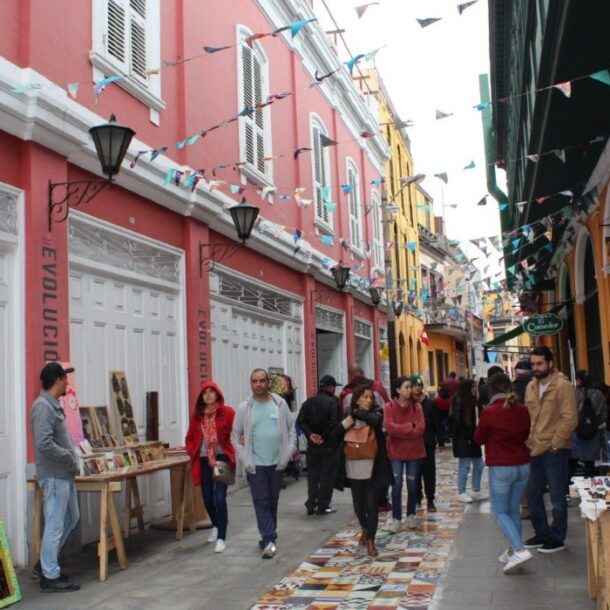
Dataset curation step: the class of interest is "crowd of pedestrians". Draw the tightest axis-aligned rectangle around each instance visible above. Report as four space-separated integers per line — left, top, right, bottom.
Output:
29 347 609 593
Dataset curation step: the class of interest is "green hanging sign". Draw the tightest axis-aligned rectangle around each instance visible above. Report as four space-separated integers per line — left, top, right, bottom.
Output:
523 313 564 336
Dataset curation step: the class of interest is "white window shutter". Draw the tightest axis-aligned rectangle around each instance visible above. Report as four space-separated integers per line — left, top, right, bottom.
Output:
312 125 324 220
107 0 127 65
240 40 268 177
130 17 147 79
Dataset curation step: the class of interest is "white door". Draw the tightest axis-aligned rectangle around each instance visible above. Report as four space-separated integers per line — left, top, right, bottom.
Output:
0 243 23 562
210 301 304 409
69 268 183 541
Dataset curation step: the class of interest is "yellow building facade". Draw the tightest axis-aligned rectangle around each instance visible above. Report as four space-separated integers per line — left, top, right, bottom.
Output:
358 69 424 377
552 183 610 384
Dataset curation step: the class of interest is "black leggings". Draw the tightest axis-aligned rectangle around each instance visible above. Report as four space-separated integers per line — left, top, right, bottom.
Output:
350 478 379 539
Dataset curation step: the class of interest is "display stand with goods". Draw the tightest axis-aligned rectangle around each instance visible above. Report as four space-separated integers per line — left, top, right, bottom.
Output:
268 368 303 482
28 450 195 582
0 520 20 608
570 477 610 605
110 371 139 444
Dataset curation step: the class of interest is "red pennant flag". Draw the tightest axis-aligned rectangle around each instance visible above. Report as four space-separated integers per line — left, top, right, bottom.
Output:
420 329 430 346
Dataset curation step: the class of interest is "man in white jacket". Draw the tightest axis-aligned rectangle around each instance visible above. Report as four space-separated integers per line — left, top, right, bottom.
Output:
232 368 296 559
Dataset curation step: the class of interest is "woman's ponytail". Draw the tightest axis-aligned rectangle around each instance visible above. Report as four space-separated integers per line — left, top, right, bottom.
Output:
503 392 516 409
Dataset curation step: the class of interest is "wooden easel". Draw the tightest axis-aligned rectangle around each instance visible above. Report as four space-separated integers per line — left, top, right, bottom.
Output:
124 478 145 539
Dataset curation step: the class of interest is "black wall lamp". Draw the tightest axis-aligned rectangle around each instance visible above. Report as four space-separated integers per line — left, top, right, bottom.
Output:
310 263 352 311
199 200 260 274
393 300 404 317
368 286 381 306
331 264 351 291
48 115 135 231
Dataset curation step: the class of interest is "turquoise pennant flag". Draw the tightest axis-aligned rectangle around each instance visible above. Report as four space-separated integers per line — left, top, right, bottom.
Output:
291 18 317 38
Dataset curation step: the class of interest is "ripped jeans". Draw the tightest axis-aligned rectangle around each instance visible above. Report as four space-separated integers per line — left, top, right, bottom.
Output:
391 459 421 520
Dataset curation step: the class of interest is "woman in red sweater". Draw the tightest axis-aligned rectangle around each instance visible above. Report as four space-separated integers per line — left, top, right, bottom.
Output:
474 373 532 574
384 376 426 532
185 381 236 554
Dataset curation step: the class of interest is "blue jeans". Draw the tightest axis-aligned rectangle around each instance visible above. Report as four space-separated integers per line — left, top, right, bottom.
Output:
391 459 421 520
489 464 530 549
528 449 570 543
200 455 229 540
457 457 484 494
247 465 284 546
40 477 80 579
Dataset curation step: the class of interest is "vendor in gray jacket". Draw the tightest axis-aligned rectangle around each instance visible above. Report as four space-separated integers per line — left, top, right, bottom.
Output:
31 362 80 593
231 368 296 559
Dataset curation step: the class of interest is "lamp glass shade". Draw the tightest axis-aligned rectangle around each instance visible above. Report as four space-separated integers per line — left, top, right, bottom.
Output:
331 264 351 291
89 118 135 179
229 204 260 243
368 286 381 305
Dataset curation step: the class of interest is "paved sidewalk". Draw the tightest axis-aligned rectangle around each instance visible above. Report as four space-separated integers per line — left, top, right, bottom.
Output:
431 479 594 610
14 452 596 609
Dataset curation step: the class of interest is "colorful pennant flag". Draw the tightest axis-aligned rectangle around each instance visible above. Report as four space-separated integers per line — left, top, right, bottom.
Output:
355 2 380 18
457 0 479 14
416 17 442 28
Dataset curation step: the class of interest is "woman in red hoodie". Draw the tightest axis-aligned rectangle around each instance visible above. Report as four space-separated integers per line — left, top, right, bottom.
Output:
185 381 235 553
384 376 426 532
474 373 532 574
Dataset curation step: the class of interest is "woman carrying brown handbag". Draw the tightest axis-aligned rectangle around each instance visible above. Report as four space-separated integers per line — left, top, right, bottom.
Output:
334 383 393 557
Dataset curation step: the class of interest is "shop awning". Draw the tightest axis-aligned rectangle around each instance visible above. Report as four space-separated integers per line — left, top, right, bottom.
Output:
483 303 564 348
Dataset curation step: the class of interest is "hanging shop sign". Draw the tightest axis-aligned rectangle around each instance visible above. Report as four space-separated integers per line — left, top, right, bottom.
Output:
523 313 564 336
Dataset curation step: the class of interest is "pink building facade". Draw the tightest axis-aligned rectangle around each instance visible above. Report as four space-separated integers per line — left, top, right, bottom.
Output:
0 0 389 561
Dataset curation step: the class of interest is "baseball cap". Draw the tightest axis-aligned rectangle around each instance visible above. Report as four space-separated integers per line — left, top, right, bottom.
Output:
514 359 532 372
319 374 342 387
40 362 75 383
409 375 424 386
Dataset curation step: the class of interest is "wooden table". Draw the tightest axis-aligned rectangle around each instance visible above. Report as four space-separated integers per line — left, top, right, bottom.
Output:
571 480 610 606
28 456 195 582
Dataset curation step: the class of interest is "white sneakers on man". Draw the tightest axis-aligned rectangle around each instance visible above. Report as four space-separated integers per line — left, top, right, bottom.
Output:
207 527 218 543
262 542 276 559
214 539 226 553
457 493 473 503
503 548 533 574
471 490 489 501
387 519 402 533
498 548 511 564
406 515 417 529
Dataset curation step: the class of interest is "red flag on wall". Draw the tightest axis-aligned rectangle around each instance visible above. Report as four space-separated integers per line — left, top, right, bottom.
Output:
420 330 430 346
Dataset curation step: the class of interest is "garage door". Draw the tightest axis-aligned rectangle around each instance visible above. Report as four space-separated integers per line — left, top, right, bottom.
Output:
68 214 186 542
210 269 304 410
0 187 25 564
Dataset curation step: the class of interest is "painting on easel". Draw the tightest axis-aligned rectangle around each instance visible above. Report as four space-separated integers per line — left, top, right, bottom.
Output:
0 520 21 608
110 371 139 444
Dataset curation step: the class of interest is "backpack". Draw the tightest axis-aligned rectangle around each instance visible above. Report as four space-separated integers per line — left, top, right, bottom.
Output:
576 391 599 441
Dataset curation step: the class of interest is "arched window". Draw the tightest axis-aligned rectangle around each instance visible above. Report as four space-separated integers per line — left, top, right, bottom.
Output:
311 116 332 227
237 27 272 183
347 159 362 251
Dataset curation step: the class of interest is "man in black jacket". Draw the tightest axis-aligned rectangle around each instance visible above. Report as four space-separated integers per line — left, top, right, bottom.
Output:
297 375 341 515
512 359 532 403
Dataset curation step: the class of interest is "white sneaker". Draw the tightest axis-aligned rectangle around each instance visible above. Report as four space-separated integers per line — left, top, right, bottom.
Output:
406 515 417 529
498 548 512 564
503 548 533 574
207 527 218 543
214 539 226 553
387 519 401 533
471 490 489 501
261 542 276 559
457 493 473 503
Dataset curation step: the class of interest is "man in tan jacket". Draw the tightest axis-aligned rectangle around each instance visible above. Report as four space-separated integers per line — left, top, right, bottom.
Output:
523 346 577 554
